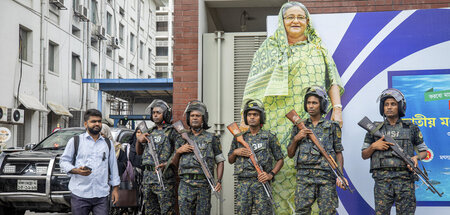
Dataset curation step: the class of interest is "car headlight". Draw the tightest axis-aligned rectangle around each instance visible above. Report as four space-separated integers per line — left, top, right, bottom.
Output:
36 166 48 175
3 164 16 173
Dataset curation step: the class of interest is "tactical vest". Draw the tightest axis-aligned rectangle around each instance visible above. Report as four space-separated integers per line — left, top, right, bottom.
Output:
370 121 415 172
141 125 175 183
234 130 276 178
295 120 337 170
179 131 216 176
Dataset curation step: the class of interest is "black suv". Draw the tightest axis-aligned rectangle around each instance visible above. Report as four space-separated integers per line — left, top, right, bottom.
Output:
0 127 133 214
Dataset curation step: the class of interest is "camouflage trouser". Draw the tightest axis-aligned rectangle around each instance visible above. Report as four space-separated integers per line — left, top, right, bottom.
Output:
295 174 338 215
178 180 211 215
235 178 273 215
143 183 176 215
374 178 415 215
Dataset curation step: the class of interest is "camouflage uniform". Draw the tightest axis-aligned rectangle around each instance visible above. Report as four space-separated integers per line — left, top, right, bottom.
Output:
176 130 225 215
289 118 343 215
362 119 427 215
228 129 283 215
142 124 182 215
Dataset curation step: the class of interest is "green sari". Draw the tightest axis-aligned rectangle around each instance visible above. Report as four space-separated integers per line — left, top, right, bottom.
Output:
242 3 344 214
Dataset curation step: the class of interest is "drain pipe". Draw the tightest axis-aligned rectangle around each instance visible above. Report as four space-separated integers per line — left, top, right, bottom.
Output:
214 30 224 215
39 0 48 140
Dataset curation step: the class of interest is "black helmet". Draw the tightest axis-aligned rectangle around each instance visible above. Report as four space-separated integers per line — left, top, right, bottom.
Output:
243 99 266 125
304 86 328 115
184 100 210 129
377 88 406 117
145 99 172 123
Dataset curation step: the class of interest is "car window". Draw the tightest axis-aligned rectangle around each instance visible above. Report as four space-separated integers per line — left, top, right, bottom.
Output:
33 129 85 150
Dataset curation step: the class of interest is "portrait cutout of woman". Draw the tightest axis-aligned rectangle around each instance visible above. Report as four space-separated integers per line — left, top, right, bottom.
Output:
242 2 344 214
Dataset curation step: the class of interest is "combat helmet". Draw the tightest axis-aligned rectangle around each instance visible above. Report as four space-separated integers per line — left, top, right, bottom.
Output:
184 100 210 129
145 99 172 123
243 99 266 125
377 88 406 117
304 86 329 114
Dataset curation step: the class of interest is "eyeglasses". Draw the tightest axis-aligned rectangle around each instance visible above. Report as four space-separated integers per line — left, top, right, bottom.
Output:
283 15 307 22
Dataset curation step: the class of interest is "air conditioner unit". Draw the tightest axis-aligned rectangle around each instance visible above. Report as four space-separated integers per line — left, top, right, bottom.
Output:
50 0 67 10
76 5 90 22
110 37 120 49
97 26 107 40
0 106 7 123
8 108 24 124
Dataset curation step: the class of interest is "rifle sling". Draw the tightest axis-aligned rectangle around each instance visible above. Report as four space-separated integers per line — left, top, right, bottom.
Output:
370 121 384 136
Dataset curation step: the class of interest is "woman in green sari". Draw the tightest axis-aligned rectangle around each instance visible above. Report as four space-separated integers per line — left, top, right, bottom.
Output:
242 2 344 214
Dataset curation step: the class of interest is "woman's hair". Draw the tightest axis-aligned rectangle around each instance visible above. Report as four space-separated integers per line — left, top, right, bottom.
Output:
281 1 310 19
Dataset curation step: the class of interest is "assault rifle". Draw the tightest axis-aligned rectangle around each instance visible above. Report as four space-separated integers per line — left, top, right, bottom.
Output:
137 122 166 190
285 109 352 192
358 116 443 197
172 121 221 200
227 122 275 205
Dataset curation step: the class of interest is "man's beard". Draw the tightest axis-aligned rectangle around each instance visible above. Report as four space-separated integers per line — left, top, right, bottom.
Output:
88 126 101 135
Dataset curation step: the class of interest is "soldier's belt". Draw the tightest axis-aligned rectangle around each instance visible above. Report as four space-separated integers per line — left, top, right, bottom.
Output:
182 174 207 180
378 167 408 172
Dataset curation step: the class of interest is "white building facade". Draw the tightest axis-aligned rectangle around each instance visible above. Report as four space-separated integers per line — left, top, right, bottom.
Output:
0 0 166 148
155 0 173 78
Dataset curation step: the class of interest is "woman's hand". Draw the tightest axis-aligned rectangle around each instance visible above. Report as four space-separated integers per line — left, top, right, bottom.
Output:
331 107 343 128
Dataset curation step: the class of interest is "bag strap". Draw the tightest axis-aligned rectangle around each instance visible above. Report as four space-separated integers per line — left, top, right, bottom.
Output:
71 135 80 166
104 138 112 181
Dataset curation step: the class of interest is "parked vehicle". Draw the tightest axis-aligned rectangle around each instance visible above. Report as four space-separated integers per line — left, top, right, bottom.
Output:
0 127 134 214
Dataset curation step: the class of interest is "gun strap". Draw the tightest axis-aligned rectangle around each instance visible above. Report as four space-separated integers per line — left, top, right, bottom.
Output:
234 132 244 137
370 122 384 136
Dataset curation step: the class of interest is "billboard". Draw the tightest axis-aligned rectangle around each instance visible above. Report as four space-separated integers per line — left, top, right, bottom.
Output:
268 7 450 214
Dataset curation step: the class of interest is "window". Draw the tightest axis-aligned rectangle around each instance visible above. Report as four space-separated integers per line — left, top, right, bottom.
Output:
156 47 168 56
48 41 59 73
72 25 81 38
91 37 99 49
119 23 124 44
140 0 144 19
106 48 113 58
156 72 167 78
73 0 79 10
139 70 143 78
119 7 125 17
130 33 135 53
71 54 81 81
119 56 124 65
106 70 112 79
91 0 98 24
107 12 112 35
19 27 31 62
129 63 135 72
148 48 152 65
90 63 97 88
48 4 60 24
139 41 144 59
156 22 168 32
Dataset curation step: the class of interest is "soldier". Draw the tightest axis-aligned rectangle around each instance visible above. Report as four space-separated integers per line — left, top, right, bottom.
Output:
228 99 284 215
287 86 346 215
361 88 428 215
172 100 225 215
136 99 180 215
